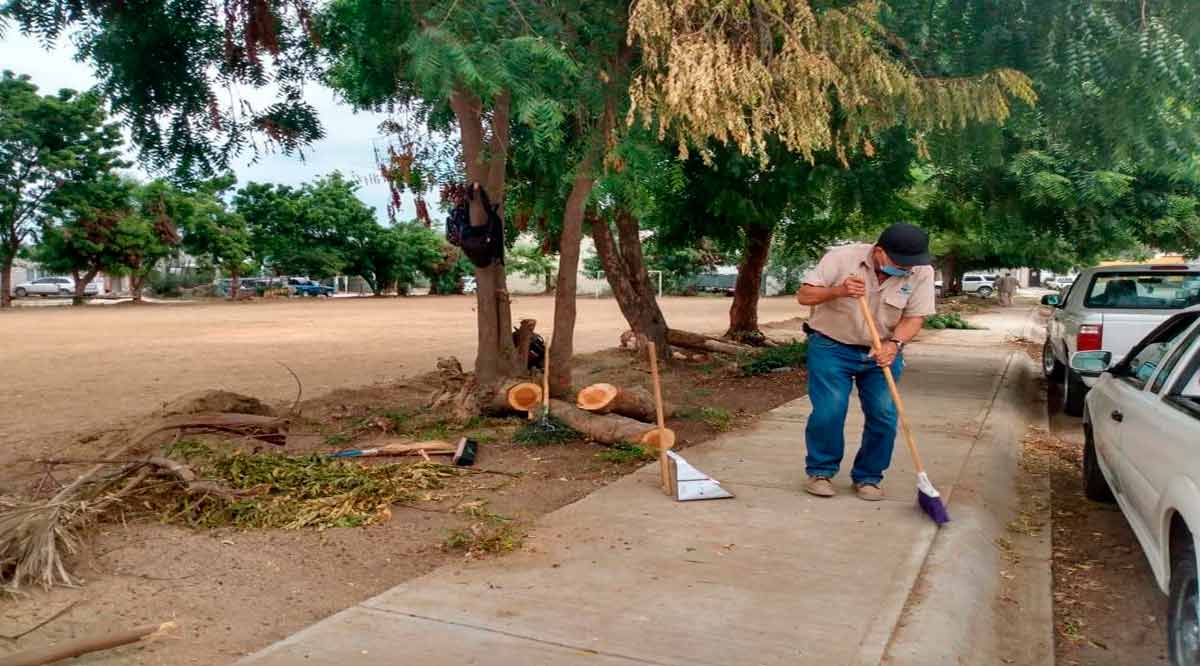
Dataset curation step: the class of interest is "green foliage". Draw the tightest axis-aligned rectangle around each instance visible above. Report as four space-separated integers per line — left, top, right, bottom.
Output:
0 70 125 303
507 242 557 293
177 176 254 292
696 406 733 432
924 313 973 330
598 444 654 464
148 271 184 298
513 416 582 446
739 342 808 376
443 506 524 555
3 1 324 178
156 442 462 530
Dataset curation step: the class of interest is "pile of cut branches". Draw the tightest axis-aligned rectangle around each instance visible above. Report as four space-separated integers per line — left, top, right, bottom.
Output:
1 439 468 593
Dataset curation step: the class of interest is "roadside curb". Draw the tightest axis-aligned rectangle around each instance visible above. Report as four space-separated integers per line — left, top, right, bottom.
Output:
881 353 1055 665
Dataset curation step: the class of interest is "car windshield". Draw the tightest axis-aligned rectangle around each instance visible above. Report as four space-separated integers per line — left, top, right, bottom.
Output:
1084 272 1200 310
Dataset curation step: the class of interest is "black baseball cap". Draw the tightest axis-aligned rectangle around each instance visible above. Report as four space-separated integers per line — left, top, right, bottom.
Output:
877 223 931 267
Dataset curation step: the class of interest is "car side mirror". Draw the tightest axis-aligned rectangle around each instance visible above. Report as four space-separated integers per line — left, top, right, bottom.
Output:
1040 294 1061 307
1069 351 1113 378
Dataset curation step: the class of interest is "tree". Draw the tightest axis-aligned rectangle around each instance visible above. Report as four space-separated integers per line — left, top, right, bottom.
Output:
344 222 444 296
110 180 183 301
0 71 124 307
178 177 253 299
33 175 134 305
235 173 378 279
507 242 557 294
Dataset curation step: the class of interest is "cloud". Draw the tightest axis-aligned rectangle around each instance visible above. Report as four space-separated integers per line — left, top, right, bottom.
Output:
1 31 423 225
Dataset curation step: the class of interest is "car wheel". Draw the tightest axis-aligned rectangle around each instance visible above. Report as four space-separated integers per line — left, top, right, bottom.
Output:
1169 537 1200 666
1082 424 1115 503
1043 338 1066 382
976 286 994 298
13 287 27 298
1064 369 1087 417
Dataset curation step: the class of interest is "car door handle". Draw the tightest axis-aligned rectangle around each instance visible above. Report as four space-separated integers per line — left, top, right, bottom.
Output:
1110 410 1124 423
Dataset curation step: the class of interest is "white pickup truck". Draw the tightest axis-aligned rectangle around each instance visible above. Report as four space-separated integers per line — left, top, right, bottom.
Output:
1042 263 1200 416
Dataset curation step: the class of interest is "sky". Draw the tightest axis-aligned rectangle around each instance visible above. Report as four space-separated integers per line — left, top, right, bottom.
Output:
0 31 419 224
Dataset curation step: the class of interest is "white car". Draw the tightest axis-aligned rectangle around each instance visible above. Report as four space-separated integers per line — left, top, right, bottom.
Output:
1071 306 1200 665
1043 263 1200 416
933 274 997 297
1046 274 1076 290
462 276 477 294
11 276 100 298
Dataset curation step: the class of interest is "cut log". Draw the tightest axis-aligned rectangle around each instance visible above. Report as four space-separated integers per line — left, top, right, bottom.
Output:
506 381 543 412
576 383 672 422
0 621 176 666
640 427 676 451
485 379 542 414
667 329 752 356
547 399 656 446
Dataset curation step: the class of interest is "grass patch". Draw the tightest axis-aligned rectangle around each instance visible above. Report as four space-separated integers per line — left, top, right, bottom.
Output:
156 441 461 530
444 503 524 556
923 312 975 330
597 444 655 464
697 406 734 431
739 341 807 376
513 416 583 445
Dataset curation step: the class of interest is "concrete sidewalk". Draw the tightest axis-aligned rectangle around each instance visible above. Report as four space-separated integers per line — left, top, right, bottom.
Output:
242 342 1029 665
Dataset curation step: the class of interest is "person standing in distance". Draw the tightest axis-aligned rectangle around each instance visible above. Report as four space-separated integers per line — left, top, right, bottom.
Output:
795 223 936 500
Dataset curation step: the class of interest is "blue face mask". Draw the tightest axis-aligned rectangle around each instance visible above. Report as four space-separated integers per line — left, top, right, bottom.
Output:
881 264 911 278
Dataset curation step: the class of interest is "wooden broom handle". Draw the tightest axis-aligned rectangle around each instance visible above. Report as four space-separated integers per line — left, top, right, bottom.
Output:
856 296 925 475
647 342 666 430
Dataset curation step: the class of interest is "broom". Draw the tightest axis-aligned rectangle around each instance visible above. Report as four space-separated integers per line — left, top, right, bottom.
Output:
856 296 950 525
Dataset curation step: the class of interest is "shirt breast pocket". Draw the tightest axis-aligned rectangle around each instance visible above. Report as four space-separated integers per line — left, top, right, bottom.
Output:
879 292 910 331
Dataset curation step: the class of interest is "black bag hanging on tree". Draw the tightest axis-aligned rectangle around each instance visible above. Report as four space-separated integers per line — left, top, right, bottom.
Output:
459 182 505 268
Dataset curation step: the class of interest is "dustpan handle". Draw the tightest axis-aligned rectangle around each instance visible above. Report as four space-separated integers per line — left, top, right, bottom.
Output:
856 295 925 475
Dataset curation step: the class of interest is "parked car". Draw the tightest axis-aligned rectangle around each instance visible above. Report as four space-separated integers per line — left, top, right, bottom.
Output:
462 276 477 294
1046 274 1076 290
11 276 99 298
1042 263 1200 416
1070 306 1200 666
934 274 997 297
288 277 334 297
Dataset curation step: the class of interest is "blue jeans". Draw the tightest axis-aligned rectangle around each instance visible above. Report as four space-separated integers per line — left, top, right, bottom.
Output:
804 332 903 485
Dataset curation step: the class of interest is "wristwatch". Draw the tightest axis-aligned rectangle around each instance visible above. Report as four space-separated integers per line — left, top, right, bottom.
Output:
889 338 906 353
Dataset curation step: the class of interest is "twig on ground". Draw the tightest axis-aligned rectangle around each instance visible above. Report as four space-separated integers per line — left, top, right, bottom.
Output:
277 361 303 416
0 600 80 642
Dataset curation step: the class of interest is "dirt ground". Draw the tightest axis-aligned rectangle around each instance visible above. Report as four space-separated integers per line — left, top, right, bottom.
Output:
0 295 802 469
1016 311 1169 665
0 297 809 664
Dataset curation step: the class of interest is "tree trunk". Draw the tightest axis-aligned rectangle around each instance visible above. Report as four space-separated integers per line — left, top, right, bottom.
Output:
548 166 597 397
726 224 773 341
71 268 98 306
591 210 670 358
131 274 145 302
939 254 959 296
229 270 241 300
548 399 656 445
1 253 13 309
514 318 537 371
451 88 519 394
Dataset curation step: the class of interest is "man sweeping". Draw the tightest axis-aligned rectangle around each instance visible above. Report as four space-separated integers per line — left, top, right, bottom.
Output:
795 223 936 501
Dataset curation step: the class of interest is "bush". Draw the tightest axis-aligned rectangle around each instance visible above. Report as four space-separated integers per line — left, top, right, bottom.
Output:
739 341 808 376
148 271 184 298
923 312 974 330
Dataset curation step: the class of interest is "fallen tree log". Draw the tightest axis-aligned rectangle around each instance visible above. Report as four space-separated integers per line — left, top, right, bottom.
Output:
576 383 672 422
666 329 752 356
0 621 176 666
547 399 656 445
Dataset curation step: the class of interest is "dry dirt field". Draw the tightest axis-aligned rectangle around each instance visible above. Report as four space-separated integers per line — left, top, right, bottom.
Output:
0 294 809 664
0 295 801 465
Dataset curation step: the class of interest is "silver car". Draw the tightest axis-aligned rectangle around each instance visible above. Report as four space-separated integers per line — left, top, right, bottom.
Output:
1042 263 1200 416
11 276 100 298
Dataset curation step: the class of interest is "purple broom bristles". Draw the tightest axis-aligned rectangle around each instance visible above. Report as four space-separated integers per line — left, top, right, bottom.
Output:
916 472 951 525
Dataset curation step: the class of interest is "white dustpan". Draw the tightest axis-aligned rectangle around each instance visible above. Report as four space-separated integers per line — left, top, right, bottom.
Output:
666 451 734 501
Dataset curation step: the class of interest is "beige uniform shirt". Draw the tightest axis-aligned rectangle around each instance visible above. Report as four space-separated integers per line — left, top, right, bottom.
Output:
802 244 937 347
